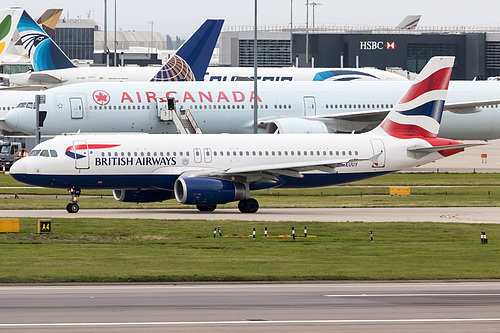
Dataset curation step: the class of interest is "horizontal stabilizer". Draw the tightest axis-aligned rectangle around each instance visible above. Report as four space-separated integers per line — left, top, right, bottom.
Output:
408 142 486 153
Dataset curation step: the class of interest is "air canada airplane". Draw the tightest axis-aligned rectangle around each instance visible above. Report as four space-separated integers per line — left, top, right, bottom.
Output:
9 57 480 213
6 71 500 140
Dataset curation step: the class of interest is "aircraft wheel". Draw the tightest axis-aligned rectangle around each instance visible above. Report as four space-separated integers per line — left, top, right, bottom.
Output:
197 204 217 212
238 198 259 213
66 202 80 213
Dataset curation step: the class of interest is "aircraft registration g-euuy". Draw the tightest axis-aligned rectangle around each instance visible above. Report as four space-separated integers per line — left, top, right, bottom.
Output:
6 72 500 140
9 57 480 213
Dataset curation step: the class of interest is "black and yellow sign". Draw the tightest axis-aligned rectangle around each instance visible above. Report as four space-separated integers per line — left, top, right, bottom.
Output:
37 219 52 234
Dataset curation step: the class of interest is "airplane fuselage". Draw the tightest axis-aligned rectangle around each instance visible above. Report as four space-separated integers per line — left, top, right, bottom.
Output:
7 80 500 140
10 132 451 191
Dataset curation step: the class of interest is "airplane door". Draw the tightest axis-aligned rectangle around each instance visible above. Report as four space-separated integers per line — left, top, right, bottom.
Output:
194 148 202 163
204 148 212 163
370 139 386 168
70 98 84 119
72 140 90 169
157 99 168 118
303 96 316 116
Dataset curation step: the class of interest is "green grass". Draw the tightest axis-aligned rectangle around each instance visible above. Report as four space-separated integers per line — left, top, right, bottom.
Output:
0 218 498 283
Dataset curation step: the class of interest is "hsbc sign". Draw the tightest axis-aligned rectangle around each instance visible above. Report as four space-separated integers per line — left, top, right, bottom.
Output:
360 41 397 50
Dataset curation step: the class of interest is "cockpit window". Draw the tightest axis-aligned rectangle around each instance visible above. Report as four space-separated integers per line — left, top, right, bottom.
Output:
16 102 27 108
28 149 41 157
40 150 50 157
26 102 34 109
50 150 58 157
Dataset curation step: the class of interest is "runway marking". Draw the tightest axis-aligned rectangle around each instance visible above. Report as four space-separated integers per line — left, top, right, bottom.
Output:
325 293 500 297
1 318 500 327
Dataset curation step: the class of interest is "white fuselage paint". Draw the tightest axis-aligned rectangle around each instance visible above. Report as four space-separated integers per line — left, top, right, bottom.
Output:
6 80 500 140
10 132 446 191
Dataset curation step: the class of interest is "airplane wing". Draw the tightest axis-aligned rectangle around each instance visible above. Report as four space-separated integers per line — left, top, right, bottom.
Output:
27 72 67 84
182 156 378 184
259 99 500 134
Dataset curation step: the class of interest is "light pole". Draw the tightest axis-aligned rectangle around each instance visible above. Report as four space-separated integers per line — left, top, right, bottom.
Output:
148 21 155 54
305 0 308 64
104 0 108 66
253 0 258 133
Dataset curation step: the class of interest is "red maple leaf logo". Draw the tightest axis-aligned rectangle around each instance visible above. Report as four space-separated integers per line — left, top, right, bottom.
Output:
92 90 110 105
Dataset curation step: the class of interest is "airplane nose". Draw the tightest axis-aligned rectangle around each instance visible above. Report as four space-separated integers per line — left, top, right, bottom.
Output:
9 159 27 175
4 109 19 129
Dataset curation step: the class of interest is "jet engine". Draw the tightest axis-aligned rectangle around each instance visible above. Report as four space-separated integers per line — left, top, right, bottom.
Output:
174 177 247 205
112 189 174 203
264 118 328 134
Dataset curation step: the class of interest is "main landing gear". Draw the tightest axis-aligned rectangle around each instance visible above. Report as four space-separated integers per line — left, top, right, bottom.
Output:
195 199 259 213
238 198 259 213
66 187 81 213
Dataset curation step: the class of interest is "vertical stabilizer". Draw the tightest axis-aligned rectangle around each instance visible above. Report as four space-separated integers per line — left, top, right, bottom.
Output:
396 15 421 30
36 9 63 39
0 7 23 63
17 10 75 71
377 56 454 138
151 19 224 82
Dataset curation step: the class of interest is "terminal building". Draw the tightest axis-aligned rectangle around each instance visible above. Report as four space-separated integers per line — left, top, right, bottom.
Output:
220 25 500 80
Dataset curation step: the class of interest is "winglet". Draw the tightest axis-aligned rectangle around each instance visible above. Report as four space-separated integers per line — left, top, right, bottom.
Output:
17 10 75 71
150 19 224 82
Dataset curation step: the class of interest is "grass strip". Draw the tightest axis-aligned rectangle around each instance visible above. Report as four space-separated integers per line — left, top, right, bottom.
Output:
0 218 498 283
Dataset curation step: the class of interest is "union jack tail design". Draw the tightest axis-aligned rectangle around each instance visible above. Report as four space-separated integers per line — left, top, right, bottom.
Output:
378 56 454 138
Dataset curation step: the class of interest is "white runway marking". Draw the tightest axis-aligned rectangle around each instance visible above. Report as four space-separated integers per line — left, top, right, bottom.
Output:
2 318 500 328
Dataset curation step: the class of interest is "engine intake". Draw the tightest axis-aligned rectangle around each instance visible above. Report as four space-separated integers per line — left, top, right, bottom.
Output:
265 118 328 134
112 189 174 203
174 177 247 205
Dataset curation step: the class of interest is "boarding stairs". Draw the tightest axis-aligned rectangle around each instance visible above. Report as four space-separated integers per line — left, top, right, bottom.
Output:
159 105 202 134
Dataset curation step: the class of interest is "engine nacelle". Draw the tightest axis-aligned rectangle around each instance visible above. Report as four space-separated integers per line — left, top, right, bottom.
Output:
112 189 174 203
174 177 247 205
265 118 328 134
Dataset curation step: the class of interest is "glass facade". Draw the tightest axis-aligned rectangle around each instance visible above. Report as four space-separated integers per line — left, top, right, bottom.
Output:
239 39 291 67
407 43 458 73
54 27 94 60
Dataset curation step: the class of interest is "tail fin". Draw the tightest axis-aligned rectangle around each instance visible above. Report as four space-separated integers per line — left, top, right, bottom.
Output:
15 8 63 45
36 9 63 39
0 7 23 63
396 15 421 30
377 56 454 138
17 10 75 71
151 19 224 82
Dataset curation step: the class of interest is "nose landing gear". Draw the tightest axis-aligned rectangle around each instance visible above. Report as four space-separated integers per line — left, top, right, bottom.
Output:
66 187 81 213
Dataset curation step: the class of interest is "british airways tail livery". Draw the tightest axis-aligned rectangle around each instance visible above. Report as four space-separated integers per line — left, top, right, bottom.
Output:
150 19 224 82
17 10 75 71
9 57 479 213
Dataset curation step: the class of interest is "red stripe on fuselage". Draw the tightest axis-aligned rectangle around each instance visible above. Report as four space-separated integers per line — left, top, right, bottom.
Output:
398 67 452 104
65 144 120 153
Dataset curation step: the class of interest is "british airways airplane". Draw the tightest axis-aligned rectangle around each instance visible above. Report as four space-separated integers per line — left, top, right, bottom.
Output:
9 57 479 213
